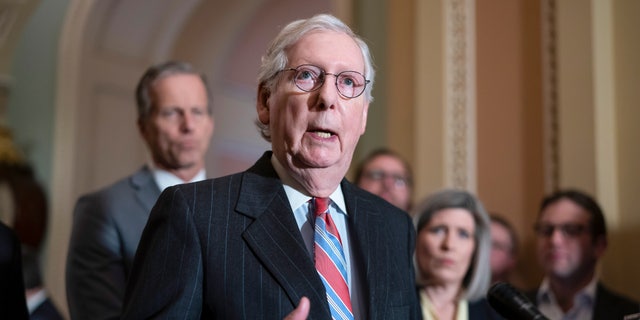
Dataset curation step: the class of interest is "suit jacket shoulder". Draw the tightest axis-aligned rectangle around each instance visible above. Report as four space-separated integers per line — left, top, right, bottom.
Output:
75 165 160 213
526 282 640 320
593 282 640 319
66 166 161 320
70 166 161 256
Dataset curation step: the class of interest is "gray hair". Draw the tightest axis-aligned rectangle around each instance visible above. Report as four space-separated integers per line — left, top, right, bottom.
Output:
135 61 211 124
255 13 375 141
412 189 492 302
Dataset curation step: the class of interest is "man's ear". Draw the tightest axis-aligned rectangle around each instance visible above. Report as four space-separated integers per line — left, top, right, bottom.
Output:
137 118 146 135
257 85 271 125
137 118 153 145
359 102 369 135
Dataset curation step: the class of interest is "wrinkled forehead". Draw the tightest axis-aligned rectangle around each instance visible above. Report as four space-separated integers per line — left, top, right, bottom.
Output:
287 30 365 71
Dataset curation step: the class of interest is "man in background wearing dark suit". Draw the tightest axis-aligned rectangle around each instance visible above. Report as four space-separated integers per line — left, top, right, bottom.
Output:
528 189 639 319
122 14 420 320
66 61 214 320
0 221 29 319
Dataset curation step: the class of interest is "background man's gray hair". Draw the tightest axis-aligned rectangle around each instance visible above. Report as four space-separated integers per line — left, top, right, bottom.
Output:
135 61 212 124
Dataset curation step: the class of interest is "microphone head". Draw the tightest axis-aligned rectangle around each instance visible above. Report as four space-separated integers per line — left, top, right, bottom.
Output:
487 282 549 320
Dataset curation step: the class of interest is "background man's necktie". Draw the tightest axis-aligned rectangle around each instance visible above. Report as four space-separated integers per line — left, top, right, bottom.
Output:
313 197 354 320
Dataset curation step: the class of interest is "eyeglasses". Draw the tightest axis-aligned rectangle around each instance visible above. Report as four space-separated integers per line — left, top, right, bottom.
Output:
534 223 588 238
280 64 370 99
362 170 410 188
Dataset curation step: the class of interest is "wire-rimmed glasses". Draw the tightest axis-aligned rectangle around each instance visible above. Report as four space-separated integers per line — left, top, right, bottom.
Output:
362 169 411 189
280 64 370 99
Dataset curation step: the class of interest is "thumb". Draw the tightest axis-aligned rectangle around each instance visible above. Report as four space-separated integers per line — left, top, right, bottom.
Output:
284 297 310 320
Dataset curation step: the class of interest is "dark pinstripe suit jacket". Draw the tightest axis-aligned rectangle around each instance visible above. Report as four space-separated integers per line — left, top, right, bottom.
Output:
122 151 420 319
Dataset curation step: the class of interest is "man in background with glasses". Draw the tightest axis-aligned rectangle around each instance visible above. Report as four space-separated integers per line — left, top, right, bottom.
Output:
527 189 639 320
353 148 413 212
122 14 420 320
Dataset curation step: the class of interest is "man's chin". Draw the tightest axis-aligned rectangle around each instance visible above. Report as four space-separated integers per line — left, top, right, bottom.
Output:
291 153 339 170
172 159 198 170
549 267 575 279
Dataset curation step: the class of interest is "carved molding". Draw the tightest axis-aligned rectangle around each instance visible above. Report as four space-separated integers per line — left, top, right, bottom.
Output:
542 0 559 192
444 0 476 191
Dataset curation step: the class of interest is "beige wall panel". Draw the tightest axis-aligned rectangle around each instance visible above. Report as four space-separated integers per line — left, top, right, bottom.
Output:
475 0 545 289
556 0 596 192
387 0 415 160
601 0 640 302
413 0 445 200
554 0 640 301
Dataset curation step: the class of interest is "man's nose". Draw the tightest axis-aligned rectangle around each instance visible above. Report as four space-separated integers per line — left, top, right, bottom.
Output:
381 175 396 189
316 76 339 108
549 228 566 244
180 112 195 132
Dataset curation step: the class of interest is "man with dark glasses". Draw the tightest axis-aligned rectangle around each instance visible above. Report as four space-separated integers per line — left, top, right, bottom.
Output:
527 189 639 320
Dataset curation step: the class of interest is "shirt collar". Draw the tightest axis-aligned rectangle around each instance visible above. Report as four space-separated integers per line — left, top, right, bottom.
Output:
270 154 346 214
537 275 598 304
149 162 206 192
26 288 48 314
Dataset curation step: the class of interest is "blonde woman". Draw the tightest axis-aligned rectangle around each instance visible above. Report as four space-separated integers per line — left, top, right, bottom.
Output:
413 189 503 320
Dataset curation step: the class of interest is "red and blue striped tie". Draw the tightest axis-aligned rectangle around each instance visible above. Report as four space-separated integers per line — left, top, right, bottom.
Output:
313 197 354 320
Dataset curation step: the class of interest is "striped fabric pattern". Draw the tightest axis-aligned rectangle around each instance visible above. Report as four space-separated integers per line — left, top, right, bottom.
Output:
313 197 354 320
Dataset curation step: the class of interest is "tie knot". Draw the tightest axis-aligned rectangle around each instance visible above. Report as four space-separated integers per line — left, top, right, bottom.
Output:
313 197 330 216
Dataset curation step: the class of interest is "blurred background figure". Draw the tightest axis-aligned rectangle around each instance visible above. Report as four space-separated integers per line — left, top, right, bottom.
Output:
23 246 63 319
1 124 53 319
0 221 29 319
354 148 413 212
66 60 214 320
527 189 640 320
413 189 503 320
489 214 518 285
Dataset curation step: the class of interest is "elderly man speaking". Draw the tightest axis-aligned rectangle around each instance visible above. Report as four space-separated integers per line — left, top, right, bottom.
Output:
122 14 420 320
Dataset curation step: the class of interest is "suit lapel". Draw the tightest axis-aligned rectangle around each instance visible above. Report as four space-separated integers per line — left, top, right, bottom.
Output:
131 166 161 215
593 283 616 320
236 153 331 318
342 181 389 318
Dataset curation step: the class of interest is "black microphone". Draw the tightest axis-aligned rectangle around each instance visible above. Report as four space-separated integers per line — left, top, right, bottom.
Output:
487 282 549 320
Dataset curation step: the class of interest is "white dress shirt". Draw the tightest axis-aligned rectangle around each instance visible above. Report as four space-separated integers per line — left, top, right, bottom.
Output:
537 276 597 320
149 163 206 191
271 154 364 319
